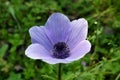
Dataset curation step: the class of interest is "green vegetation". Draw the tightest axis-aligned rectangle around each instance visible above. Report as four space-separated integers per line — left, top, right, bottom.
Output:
0 0 120 80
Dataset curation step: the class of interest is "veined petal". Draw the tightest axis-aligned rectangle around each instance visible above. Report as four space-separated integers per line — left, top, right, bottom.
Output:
29 26 53 51
45 13 72 44
25 44 51 59
67 18 88 49
66 40 91 61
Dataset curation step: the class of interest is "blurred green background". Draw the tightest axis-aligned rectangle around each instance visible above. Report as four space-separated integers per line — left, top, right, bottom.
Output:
0 0 120 80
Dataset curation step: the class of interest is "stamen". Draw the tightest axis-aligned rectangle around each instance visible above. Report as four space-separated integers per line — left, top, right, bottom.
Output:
52 42 70 59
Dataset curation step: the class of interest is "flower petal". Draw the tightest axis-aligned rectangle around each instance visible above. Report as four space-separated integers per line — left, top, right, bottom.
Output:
45 13 72 44
29 26 53 51
25 44 51 59
42 58 71 64
66 40 91 61
67 18 88 49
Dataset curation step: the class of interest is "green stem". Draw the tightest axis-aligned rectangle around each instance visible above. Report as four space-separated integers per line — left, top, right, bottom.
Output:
58 63 62 80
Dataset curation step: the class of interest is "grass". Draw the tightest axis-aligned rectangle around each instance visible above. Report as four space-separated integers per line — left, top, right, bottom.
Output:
0 0 120 80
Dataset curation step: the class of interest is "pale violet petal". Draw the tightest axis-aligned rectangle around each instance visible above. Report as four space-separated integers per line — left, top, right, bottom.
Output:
66 40 91 61
42 58 71 64
67 18 88 49
25 44 51 59
29 26 53 51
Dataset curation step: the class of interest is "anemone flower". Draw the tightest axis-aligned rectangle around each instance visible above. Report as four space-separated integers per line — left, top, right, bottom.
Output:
25 13 91 64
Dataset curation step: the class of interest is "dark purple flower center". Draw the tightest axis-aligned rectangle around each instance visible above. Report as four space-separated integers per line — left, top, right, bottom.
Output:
52 42 70 59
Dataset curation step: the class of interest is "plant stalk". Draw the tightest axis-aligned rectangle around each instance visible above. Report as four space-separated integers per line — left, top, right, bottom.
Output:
58 63 62 80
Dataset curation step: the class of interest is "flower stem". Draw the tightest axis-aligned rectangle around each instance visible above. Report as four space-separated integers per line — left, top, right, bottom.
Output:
58 63 62 80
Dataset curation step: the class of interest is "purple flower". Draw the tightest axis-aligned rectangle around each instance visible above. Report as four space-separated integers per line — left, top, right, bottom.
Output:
25 13 91 64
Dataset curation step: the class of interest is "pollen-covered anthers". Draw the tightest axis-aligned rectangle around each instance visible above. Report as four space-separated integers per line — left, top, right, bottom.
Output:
53 42 70 59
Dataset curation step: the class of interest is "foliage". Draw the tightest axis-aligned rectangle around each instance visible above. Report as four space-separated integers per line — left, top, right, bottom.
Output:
0 0 120 80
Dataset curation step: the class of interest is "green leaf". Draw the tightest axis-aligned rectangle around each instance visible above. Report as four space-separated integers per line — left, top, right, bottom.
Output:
7 72 22 80
0 44 8 58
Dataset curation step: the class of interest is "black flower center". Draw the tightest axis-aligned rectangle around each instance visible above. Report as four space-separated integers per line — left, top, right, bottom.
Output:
52 42 70 59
